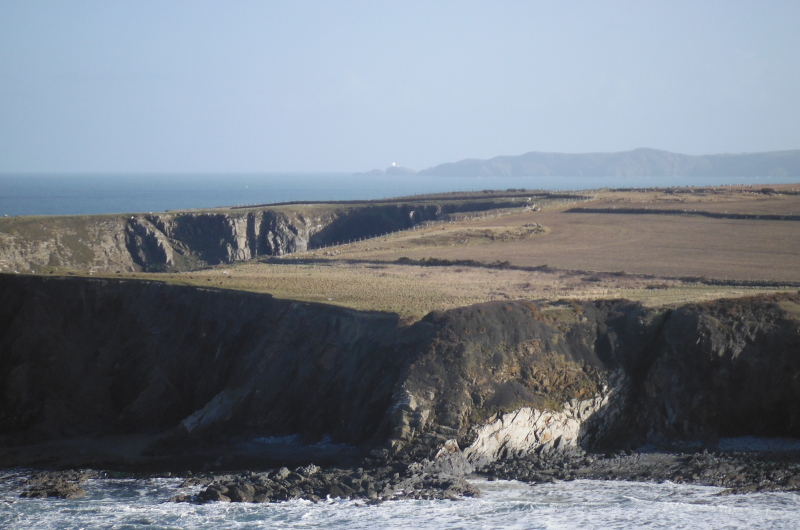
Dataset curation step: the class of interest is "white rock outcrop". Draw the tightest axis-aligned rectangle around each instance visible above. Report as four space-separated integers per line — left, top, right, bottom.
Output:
457 394 609 466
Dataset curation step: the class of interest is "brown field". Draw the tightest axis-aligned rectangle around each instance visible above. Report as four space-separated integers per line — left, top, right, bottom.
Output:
81 184 800 322
296 185 800 283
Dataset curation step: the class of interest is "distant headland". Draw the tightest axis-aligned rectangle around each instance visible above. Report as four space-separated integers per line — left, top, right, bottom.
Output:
359 148 800 177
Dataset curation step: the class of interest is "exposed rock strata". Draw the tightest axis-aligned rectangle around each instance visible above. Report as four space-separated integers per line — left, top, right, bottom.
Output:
460 396 608 467
0 199 528 273
0 216 133 272
126 217 174 269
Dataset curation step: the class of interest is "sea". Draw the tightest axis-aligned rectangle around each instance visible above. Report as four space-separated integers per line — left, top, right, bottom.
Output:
3 173 800 527
2 474 800 530
2 173 799 217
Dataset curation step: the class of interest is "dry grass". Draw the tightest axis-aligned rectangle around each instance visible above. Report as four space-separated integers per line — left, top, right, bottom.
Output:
92 261 794 323
56 183 800 322
304 186 800 282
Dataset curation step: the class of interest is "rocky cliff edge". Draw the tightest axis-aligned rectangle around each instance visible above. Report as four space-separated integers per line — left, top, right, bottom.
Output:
0 199 530 273
0 274 799 471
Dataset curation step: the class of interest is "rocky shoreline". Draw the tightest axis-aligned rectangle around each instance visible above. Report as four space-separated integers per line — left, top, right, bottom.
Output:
13 443 800 504
480 447 800 495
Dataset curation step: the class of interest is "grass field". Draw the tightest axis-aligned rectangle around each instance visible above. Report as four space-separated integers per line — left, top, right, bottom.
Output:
295 185 800 283
71 183 799 322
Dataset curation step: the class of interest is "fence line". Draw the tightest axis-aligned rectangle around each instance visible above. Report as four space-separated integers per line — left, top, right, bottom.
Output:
285 196 592 256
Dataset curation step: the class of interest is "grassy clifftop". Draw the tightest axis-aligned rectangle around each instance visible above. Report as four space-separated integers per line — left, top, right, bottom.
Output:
0 191 555 274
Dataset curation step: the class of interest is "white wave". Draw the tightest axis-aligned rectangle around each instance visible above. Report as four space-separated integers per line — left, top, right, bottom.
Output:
2 476 799 529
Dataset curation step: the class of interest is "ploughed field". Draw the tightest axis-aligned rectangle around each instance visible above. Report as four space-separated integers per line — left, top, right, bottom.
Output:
88 183 800 321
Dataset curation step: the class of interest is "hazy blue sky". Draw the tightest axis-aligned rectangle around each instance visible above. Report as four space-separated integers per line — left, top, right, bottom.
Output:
1 1 799 173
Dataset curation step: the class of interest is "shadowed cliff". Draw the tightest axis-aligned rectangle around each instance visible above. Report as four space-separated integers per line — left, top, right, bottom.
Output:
0 274 799 469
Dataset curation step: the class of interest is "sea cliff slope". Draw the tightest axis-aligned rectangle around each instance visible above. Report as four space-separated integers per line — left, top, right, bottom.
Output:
1 275 799 470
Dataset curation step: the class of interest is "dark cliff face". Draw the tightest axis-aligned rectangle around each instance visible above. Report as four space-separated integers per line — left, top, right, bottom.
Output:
633 296 800 443
307 201 522 247
0 275 413 452
0 274 799 469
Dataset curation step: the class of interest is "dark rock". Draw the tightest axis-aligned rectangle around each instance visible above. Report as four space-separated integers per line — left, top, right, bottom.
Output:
180 476 213 488
199 485 232 503
478 447 800 494
297 464 320 477
18 471 94 500
327 484 346 498
272 467 291 480
19 481 86 500
227 484 255 503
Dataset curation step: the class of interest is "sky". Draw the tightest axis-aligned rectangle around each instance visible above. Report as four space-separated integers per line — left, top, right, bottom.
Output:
1 1 799 173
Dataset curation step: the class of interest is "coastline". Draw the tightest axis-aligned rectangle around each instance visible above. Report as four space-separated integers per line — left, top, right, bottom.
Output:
2 184 800 509
11 440 800 503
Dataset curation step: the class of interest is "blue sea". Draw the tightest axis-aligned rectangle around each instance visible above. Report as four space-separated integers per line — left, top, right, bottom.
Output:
2 173 798 217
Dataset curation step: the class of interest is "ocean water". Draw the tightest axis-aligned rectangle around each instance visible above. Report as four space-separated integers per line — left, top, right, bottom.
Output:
2 173 798 217
2 475 799 529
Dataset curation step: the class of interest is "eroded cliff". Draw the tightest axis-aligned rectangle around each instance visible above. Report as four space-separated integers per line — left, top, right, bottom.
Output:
0 198 531 273
0 274 799 470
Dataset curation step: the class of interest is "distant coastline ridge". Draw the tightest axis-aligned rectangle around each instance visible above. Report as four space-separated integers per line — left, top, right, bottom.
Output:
372 148 800 177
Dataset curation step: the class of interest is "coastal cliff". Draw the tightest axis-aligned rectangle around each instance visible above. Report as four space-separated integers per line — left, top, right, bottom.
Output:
1 274 799 471
0 198 529 273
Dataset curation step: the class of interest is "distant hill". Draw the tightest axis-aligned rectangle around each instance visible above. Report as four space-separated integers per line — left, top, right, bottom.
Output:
416 148 800 177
